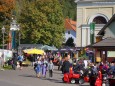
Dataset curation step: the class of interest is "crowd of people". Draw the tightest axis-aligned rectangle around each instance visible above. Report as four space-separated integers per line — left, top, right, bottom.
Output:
33 55 54 79
0 53 24 71
58 53 115 85
1 51 115 85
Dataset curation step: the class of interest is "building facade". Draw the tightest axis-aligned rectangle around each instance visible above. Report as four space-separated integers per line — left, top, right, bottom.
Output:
98 14 115 38
94 14 115 62
65 19 76 44
76 0 115 48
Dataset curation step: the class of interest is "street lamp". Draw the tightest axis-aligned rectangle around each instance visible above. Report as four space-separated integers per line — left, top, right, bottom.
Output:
1 26 5 63
17 25 20 46
10 17 20 50
2 26 5 50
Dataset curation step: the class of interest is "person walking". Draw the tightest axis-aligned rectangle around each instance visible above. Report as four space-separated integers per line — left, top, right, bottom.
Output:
0 57 4 71
41 57 48 78
18 54 24 70
58 57 62 70
34 58 42 78
48 60 54 79
61 54 70 74
12 53 18 70
0 53 4 71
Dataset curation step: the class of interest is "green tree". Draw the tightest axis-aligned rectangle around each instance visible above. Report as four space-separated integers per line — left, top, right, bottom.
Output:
18 0 65 48
0 0 15 46
0 0 15 22
60 0 76 20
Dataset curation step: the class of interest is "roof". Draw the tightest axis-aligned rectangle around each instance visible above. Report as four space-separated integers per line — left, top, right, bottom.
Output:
98 14 115 35
65 18 76 31
41 45 58 51
77 0 115 2
92 37 115 47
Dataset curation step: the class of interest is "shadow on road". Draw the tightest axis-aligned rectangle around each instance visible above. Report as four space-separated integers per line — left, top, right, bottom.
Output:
40 77 63 83
49 79 63 83
19 74 37 78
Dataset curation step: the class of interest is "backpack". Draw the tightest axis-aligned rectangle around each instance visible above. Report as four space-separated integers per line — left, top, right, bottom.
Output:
34 63 38 69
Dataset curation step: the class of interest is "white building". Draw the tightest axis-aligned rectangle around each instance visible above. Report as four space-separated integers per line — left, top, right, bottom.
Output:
76 0 115 48
65 18 76 44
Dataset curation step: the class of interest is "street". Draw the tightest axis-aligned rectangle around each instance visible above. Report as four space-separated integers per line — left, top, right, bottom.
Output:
0 66 89 86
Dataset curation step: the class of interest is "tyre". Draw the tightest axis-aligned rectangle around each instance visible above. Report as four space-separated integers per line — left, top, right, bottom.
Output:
70 79 76 84
102 83 109 86
79 79 84 84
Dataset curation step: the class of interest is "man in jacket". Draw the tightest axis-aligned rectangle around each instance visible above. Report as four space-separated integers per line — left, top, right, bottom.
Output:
62 54 70 74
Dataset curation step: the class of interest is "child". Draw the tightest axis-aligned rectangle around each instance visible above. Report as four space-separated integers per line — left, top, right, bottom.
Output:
48 60 54 79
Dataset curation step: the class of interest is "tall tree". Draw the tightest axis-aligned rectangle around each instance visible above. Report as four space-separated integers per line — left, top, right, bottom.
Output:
60 0 76 20
18 0 65 48
0 0 15 22
0 0 15 46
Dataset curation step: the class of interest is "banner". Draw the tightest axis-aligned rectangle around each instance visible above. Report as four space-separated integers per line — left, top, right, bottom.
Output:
107 51 115 57
90 22 95 44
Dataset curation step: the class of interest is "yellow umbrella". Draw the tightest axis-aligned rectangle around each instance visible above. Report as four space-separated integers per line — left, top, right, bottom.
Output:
23 49 44 55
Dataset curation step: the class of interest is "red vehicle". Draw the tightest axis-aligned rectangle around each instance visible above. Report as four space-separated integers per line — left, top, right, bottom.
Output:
62 67 86 84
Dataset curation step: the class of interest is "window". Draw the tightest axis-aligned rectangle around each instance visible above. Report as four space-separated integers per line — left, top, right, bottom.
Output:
93 16 107 24
107 51 115 57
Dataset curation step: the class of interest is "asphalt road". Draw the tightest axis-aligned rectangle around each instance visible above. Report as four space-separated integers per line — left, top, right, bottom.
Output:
0 66 89 86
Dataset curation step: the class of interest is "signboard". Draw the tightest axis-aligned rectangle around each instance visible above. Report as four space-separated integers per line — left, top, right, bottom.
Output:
90 22 95 44
107 51 115 57
0 49 12 62
96 57 101 62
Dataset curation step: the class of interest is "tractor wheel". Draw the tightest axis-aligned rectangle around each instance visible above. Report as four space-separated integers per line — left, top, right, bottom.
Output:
70 79 76 84
79 79 84 84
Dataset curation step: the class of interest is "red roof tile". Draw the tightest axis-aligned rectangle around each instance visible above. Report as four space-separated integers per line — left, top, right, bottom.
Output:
65 18 76 31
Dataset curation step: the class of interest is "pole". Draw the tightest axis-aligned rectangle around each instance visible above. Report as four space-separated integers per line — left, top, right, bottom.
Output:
3 32 4 62
3 32 4 50
19 32 20 46
2 26 5 65
11 30 14 49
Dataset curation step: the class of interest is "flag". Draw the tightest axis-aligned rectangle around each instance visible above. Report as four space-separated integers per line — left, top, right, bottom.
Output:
90 22 95 44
